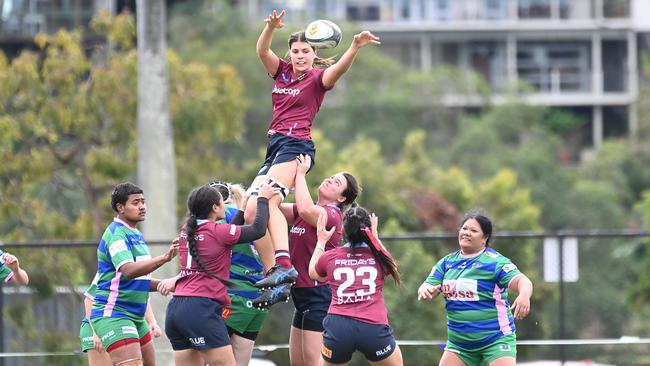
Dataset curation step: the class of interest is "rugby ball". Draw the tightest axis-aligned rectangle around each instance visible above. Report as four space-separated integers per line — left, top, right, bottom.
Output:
305 19 342 49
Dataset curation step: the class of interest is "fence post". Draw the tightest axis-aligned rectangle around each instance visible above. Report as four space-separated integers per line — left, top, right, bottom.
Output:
558 235 566 365
0 280 4 366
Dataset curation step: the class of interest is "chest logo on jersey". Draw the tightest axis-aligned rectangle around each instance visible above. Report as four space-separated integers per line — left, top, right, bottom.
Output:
441 279 479 301
273 85 300 97
290 226 306 236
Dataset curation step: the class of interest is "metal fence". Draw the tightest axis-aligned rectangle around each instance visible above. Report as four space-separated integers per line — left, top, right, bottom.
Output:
1 229 650 365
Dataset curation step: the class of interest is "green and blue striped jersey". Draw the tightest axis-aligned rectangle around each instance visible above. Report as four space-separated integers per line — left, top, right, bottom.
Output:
82 273 99 324
425 247 522 350
0 249 14 283
223 205 264 299
91 219 151 320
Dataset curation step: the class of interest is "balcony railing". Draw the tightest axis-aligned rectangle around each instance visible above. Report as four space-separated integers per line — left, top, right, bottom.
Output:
254 0 631 23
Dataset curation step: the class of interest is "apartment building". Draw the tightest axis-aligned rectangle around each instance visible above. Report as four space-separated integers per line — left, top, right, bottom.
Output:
241 0 650 149
0 0 120 56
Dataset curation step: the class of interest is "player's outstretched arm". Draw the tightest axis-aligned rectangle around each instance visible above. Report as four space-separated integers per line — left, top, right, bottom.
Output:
322 30 380 88
294 154 326 227
257 9 284 75
120 238 179 279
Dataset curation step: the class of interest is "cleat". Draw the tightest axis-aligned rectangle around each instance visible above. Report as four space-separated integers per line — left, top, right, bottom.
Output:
254 265 298 289
252 284 291 310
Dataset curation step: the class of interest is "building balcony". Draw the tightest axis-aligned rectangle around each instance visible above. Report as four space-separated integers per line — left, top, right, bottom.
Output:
0 0 106 40
249 0 632 26
440 68 635 108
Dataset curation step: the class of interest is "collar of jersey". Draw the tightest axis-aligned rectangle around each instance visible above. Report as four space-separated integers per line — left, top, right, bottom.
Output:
113 217 141 232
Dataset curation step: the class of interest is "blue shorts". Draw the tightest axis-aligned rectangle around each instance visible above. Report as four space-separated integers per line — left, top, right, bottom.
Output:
321 314 397 364
165 296 230 351
257 133 315 176
291 286 331 331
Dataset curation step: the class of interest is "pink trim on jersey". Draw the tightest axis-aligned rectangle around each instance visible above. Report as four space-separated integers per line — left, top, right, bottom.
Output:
493 284 512 335
103 272 122 317
4 272 14 283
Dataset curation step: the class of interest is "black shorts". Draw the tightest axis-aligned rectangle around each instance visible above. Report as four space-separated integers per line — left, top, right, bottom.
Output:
257 133 315 176
321 314 397 364
291 286 331 332
165 296 230 351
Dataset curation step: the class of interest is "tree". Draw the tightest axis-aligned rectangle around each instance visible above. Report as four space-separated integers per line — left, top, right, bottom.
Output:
0 11 247 354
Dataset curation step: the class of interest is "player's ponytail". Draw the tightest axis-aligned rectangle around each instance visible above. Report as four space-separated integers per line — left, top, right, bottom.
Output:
343 206 401 285
185 186 235 288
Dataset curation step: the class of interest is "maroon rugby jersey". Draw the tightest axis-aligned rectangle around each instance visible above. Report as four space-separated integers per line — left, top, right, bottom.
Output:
315 245 389 325
267 59 332 140
289 204 343 288
174 222 241 306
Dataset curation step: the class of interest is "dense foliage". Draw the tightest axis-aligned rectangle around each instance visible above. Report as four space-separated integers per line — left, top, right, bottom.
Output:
1 1 650 364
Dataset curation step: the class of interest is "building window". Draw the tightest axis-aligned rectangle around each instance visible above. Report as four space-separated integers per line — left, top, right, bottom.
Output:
519 0 551 19
484 0 507 20
603 0 629 18
346 3 380 21
467 41 507 91
433 0 449 20
602 40 627 92
517 42 591 93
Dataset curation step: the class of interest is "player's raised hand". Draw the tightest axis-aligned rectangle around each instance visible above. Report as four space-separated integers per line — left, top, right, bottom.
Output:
265 9 285 29
370 213 379 238
258 178 281 200
353 31 380 48
163 237 180 262
417 282 440 301
296 154 312 174
3 253 20 271
316 213 335 243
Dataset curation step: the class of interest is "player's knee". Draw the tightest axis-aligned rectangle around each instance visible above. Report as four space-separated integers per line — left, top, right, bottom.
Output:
114 358 143 366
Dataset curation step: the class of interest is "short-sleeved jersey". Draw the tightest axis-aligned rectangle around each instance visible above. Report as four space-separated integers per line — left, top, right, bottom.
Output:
316 244 389 325
222 205 265 299
267 59 332 141
0 249 15 283
174 220 242 305
425 248 523 350
91 218 151 320
289 203 343 288
82 273 99 324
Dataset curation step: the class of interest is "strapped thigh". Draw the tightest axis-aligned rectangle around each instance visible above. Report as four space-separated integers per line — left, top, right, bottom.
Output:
250 178 290 201
115 358 143 366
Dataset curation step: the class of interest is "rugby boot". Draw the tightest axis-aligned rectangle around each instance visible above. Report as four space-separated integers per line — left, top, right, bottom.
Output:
254 264 298 289
252 284 291 310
